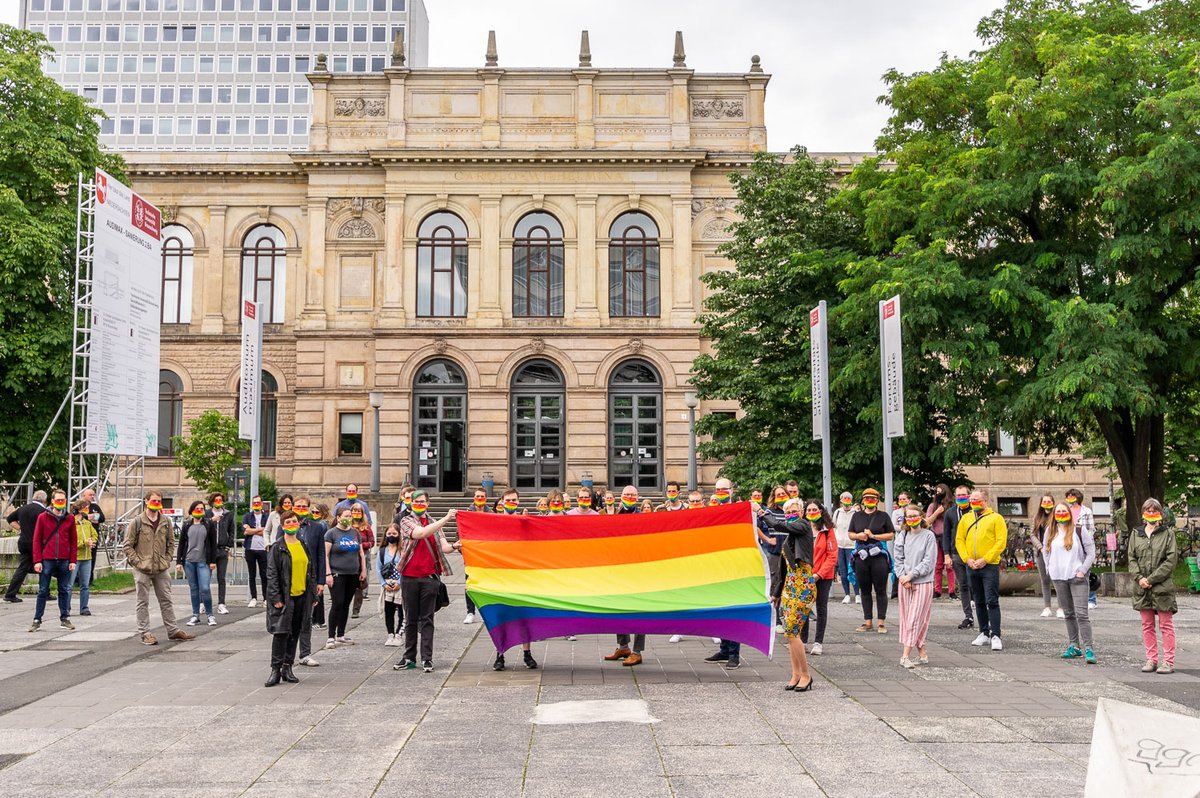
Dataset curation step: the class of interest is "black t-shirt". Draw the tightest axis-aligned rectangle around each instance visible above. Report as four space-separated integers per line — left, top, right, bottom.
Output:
848 510 895 552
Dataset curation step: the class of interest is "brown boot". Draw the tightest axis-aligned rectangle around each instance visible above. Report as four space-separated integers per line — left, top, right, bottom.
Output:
622 653 643 667
603 647 632 661
168 630 195 641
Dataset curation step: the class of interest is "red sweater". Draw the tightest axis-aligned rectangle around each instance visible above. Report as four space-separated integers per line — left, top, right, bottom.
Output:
33 511 78 564
812 527 837 581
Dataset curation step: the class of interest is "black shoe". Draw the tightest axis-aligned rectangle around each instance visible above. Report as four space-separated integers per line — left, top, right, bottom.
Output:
281 665 299 683
4 595 23 603
393 659 417 671
493 654 506 671
422 660 434 673
726 656 741 670
264 669 282 687
794 677 814 693
949 591 957 600
933 592 941 599
703 652 730 663
80 609 92 616
958 617 974 629
351 612 360 619
524 651 539 670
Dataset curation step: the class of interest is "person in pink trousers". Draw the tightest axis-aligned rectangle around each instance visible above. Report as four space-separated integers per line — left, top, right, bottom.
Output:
1127 498 1178 675
893 505 938 668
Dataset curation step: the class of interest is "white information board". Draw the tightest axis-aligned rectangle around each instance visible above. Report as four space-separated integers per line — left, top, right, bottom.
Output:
880 294 905 439
85 168 162 456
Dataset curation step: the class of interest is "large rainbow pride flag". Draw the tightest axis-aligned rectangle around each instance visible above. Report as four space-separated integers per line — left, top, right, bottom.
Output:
457 502 774 656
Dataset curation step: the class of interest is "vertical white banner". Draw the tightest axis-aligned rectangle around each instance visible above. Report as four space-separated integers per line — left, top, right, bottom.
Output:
238 300 262 441
809 304 828 442
880 294 904 438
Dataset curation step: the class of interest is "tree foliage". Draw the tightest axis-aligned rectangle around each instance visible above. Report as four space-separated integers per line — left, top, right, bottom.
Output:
171 410 248 496
0 26 124 486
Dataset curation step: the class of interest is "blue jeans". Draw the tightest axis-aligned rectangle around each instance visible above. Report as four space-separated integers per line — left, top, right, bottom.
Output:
719 639 741 658
966 563 1002 638
35 559 74 621
73 559 93 613
184 561 214 617
837 548 858 596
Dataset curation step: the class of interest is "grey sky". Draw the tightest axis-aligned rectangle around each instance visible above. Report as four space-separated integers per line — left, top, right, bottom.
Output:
0 0 999 151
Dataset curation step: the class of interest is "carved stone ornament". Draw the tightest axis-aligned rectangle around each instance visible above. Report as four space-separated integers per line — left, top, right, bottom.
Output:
337 218 376 239
690 197 731 220
433 337 449 354
327 197 386 216
333 97 386 118
161 205 178 224
530 337 546 354
628 337 644 354
701 219 733 240
691 98 745 119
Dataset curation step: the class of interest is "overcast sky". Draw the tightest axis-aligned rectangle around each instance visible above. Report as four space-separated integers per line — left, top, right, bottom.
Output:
0 0 999 151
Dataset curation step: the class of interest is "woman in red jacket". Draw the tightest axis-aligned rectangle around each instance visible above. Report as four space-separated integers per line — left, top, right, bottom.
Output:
800 501 837 656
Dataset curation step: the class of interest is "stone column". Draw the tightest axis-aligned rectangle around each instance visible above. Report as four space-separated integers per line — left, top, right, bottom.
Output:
477 195 502 324
381 191 406 320
574 194 599 320
746 71 769 152
200 204 226 334
671 196 695 324
298 196 327 330
308 68 331 152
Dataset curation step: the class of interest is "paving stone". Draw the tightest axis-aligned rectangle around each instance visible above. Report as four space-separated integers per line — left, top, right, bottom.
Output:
882 716 1028 743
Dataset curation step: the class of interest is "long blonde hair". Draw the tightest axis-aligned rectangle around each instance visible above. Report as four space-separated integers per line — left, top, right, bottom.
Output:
1043 503 1075 551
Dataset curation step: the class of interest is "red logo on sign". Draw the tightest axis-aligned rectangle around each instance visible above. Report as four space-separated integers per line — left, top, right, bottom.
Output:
810 308 820 327
95 172 108 204
883 300 896 319
131 195 161 239
244 301 256 319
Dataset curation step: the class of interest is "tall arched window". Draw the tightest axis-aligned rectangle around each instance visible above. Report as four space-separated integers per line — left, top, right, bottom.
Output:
413 359 467 492
607 359 662 490
511 359 565 490
234 370 278 458
158 369 183 457
160 224 194 324
240 224 286 324
416 212 468 317
513 212 564 318
608 212 660 318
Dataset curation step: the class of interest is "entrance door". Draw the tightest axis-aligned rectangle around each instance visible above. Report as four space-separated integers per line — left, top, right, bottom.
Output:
608 360 662 491
511 360 565 490
412 360 467 493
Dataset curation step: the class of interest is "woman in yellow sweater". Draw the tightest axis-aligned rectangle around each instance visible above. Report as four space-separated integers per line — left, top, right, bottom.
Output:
70 499 99 617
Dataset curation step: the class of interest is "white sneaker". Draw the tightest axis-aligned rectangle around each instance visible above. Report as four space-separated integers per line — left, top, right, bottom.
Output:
711 637 721 644
854 595 861 604
775 624 784 634
842 595 852 605
462 613 476 624
1056 608 1065 619
207 616 217 626
186 616 199 626
1040 607 1053 618
300 656 320 667
1088 601 1097 610
900 656 916 669
247 598 257 608
990 636 1003 651
668 634 683 643
564 635 577 641
810 643 823 656
971 632 989 646
217 604 228 615
384 634 400 647
336 636 355 645
324 638 338 650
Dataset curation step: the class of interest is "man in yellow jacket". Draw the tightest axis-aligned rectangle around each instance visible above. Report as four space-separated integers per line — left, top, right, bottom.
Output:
955 488 1008 652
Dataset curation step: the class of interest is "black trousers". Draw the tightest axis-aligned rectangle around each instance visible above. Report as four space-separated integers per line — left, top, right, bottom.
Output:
464 574 476 614
951 554 973 620
270 595 305 669
4 549 33 600
245 549 269 600
801 578 834 645
214 550 230 605
616 634 646 652
384 598 404 635
854 553 891 621
328 574 357 638
311 589 326 626
401 576 440 662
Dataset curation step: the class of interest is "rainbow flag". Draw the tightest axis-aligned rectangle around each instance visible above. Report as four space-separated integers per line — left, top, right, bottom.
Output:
457 502 773 656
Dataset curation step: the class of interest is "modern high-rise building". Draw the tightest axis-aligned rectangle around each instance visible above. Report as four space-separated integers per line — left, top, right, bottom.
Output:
19 0 429 150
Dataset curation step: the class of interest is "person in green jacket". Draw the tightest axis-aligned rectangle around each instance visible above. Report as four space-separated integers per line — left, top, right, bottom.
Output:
1128 498 1177 675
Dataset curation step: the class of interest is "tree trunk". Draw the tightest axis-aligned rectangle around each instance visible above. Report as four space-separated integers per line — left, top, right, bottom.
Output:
1094 408 1164 530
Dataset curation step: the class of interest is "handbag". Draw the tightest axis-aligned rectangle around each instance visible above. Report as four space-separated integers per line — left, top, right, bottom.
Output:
424 537 451 612
1088 570 1100 592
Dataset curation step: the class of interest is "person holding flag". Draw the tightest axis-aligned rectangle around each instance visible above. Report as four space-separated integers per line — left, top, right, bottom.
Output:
657 482 686 512
567 488 598 516
461 488 492 625
604 486 647 666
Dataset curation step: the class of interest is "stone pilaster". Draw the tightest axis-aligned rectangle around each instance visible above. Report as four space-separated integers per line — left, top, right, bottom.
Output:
574 195 599 320
477 195 502 323
199 204 226 334
298 196 327 330
671 196 695 324
380 192 406 319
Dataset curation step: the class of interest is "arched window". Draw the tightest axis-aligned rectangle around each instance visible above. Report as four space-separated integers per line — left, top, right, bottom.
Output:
413 359 467 491
157 369 183 457
608 212 660 318
240 224 286 324
234 370 278 458
416 212 468 317
511 359 565 490
160 224 194 324
607 359 662 490
513 212 564 318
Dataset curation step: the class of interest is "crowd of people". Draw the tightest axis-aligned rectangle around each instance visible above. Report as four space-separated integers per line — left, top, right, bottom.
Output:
2 478 1181 686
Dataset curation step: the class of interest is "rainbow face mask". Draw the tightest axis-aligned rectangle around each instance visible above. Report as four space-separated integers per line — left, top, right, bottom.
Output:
840 498 852 507
403 496 413 507
351 510 364 520
905 517 922 528
251 502 262 512
1053 510 1071 523
503 500 520 514
955 496 969 508
191 509 204 519
281 502 292 511
473 497 487 508
411 502 428 517
212 499 223 509
548 501 564 514
708 498 719 506
604 496 615 507
969 499 985 511
714 489 731 503
578 497 592 508
1040 501 1054 511
805 510 822 522
666 490 679 500
52 499 67 511
147 500 163 512
282 521 300 533
750 493 763 503
1142 512 1162 525
1066 496 1078 505
786 512 801 522
295 508 310 518
621 497 638 510
347 491 358 499
862 497 878 509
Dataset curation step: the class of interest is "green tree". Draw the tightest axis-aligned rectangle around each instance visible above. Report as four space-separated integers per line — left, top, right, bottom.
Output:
0 26 124 486
842 0 1200 526
171 410 248 495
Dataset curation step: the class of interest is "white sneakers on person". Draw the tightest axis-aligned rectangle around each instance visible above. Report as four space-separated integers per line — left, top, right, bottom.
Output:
217 604 228 614
842 595 852 605
299 656 320 667
1056 608 1065 619
207 616 217 626
463 613 476 624
810 643 823 656
971 632 990 646
247 598 258 608
775 623 784 634
854 595 861 604
325 638 338 650
336 636 355 645
990 636 1003 651
1088 601 1097 610
1039 607 1053 618
900 656 916 669
711 637 721 644
186 616 199 626
384 634 401 647
668 634 683 643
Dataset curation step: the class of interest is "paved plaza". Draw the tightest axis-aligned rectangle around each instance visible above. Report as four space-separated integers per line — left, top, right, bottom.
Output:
0 563 1196 797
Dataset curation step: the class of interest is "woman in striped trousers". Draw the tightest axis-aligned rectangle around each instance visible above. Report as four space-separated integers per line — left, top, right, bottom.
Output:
893 505 938 669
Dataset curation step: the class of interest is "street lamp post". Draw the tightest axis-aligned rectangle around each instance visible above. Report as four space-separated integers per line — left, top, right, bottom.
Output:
685 391 699 492
369 391 383 493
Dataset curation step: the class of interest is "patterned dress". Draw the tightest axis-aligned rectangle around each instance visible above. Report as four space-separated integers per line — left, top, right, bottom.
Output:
780 560 816 638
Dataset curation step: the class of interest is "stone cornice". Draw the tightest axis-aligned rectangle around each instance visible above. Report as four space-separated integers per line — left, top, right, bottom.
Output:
364 149 711 166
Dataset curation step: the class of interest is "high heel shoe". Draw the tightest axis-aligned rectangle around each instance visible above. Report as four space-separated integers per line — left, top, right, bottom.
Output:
794 677 814 692
784 680 799 691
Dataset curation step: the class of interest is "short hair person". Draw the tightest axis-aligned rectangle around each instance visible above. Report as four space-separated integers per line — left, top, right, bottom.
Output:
955 488 1008 651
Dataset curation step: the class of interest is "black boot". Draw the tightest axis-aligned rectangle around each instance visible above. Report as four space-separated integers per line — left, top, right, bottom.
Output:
281 664 299 683
492 653 506 671
524 651 539 670
264 669 282 687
